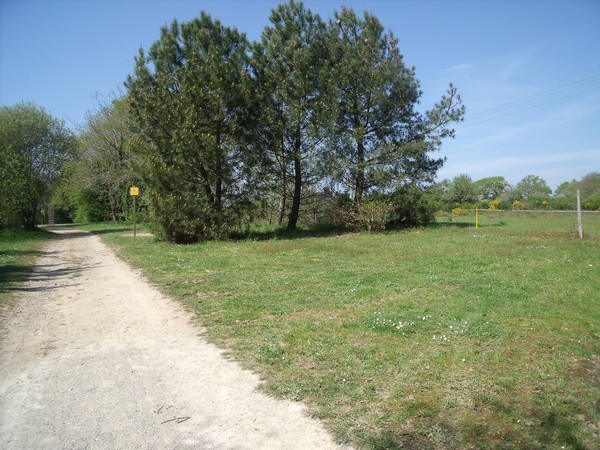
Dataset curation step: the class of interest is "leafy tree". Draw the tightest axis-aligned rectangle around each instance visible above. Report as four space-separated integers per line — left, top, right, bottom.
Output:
390 183 437 225
552 172 600 210
423 180 450 212
0 103 76 229
549 186 575 209
256 0 331 231
554 179 577 198
498 184 518 205
327 7 464 206
342 199 394 231
473 176 509 200
573 172 600 211
126 13 255 242
578 171 600 196
551 179 578 210
62 98 138 222
515 174 552 201
447 174 477 204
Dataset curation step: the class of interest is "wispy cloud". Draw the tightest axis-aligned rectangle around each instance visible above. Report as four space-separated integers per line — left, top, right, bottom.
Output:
457 93 600 150
543 96 600 123
496 48 538 81
499 58 524 81
442 63 474 75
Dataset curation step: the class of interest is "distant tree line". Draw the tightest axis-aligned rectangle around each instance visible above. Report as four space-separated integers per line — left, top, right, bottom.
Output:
429 172 600 212
2 98 596 233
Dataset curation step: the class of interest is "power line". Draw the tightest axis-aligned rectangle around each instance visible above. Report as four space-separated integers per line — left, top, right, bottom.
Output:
457 73 600 128
467 73 600 120
460 84 600 129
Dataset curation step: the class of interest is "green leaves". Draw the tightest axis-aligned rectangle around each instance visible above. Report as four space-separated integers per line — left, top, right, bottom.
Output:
126 12 255 242
61 97 139 222
0 103 77 229
125 2 465 238
255 1 331 231
328 8 463 205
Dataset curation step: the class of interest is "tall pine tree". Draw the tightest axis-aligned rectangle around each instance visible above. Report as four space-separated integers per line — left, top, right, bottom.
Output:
328 7 464 205
256 0 332 231
126 13 255 242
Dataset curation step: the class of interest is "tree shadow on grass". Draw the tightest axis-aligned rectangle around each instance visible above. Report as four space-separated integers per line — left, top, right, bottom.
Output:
88 228 131 236
0 249 43 257
228 223 350 242
0 248 54 291
43 226 132 238
232 219 510 242
0 264 35 293
1 243 86 297
431 221 507 229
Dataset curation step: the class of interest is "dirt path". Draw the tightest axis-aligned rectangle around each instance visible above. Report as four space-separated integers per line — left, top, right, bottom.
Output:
0 227 344 449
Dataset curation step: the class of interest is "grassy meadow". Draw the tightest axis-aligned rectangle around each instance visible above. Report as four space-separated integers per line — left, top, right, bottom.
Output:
6 212 599 448
87 211 599 449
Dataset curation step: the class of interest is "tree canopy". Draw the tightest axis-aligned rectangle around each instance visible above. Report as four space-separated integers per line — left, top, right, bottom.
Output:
473 176 509 200
515 174 552 201
122 2 464 241
326 7 463 206
56 98 139 222
446 174 477 204
254 0 331 231
126 13 255 242
0 103 77 229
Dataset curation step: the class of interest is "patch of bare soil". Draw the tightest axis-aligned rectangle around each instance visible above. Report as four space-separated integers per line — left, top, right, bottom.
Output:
0 227 345 449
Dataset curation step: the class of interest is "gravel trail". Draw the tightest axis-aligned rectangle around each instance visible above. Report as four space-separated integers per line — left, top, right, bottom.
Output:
0 227 344 449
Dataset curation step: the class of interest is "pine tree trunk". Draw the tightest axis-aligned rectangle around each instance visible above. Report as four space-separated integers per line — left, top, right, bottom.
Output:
354 139 365 204
287 153 302 231
276 143 286 225
214 124 223 221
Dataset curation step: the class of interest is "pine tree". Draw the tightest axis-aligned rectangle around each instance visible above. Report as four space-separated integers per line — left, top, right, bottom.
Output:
328 7 465 205
256 0 331 231
126 13 254 242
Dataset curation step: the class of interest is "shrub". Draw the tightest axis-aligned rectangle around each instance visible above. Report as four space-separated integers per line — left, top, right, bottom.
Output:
343 200 394 232
512 200 525 210
390 186 437 226
451 207 470 216
488 199 501 210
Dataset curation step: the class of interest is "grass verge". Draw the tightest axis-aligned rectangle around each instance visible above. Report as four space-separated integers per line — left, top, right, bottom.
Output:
88 213 599 449
0 228 54 308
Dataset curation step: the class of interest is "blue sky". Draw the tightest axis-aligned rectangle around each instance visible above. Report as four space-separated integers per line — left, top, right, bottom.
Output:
1 0 599 190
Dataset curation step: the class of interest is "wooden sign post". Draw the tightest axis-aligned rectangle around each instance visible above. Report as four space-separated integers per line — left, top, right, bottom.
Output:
130 186 139 237
577 190 583 239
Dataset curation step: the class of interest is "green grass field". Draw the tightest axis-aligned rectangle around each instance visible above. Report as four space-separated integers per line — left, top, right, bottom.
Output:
7 213 600 448
88 212 599 449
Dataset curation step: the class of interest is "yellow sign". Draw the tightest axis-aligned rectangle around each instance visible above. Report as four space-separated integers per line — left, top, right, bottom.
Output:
130 186 139 196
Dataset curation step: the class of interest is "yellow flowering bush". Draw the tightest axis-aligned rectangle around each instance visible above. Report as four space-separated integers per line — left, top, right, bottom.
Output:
488 199 501 210
451 207 470 216
512 200 525 210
